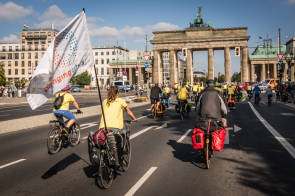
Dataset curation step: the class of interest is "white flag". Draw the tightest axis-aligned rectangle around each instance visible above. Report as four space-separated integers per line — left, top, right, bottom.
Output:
26 11 94 110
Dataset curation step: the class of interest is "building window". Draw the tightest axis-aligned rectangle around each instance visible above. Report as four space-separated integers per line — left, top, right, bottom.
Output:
8 69 11 75
21 53 24 59
106 51 109 55
101 68 104 75
48 32 51 36
28 53 31 59
95 52 98 56
8 61 11 66
9 46 12 51
28 42 32 45
101 59 104 64
34 41 39 45
35 52 38 59
112 51 115 55
35 45 38 51
107 68 109 74
107 59 109 64
28 45 32 50
0 54 5 60
28 61 31 67
112 58 115 61
2 46 6 51
22 61 25 67
41 41 46 45
35 61 38 66
8 54 12 59
15 53 19 59
22 69 25 75
16 46 19 51
15 61 18 67
101 52 104 55
22 46 25 51
15 69 18 75
95 59 98 64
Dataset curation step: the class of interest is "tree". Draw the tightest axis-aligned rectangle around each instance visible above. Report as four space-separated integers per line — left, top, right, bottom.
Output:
0 63 6 86
218 75 225 83
232 72 241 83
71 71 91 85
14 78 27 89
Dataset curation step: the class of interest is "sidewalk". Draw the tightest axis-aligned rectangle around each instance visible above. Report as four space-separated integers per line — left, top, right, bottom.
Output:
0 100 149 135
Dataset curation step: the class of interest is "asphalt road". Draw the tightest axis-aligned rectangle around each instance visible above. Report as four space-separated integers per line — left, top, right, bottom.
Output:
0 91 137 121
0 96 295 196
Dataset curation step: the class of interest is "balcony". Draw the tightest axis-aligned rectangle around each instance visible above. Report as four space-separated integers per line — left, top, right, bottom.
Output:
25 35 47 40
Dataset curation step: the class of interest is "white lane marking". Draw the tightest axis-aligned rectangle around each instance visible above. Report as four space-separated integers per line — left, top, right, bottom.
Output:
80 122 98 130
249 102 295 159
281 113 295 116
155 123 167 130
82 136 88 140
130 126 156 140
177 129 192 143
0 114 9 117
136 115 148 120
146 108 151 111
124 167 158 196
0 159 26 169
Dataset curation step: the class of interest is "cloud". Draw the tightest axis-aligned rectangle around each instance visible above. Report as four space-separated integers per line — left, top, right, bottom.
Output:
89 26 120 40
146 22 181 32
0 2 32 20
0 34 19 43
121 26 145 37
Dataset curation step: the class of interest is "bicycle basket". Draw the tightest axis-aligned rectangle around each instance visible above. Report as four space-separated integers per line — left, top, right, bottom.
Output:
93 129 106 147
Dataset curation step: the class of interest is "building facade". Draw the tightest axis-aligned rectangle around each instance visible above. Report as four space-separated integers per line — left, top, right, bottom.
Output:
0 29 58 84
90 46 129 88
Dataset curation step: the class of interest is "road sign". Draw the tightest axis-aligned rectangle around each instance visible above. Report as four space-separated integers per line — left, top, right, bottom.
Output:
136 66 138 71
135 71 139 76
277 54 285 60
123 75 127 81
143 54 150 61
144 62 149 68
122 71 127 76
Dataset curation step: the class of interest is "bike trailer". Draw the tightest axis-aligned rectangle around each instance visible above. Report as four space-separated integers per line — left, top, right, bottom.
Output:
191 128 204 150
156 103 165 114
93 129 106 147
211 127 226 151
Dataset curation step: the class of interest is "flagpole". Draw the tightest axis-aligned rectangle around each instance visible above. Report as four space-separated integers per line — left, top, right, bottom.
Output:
83 8 108 130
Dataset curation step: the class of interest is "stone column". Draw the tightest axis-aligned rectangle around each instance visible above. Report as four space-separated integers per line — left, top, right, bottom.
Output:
139 67 143 85
251 63 255 82
224 47 231 83
174 51 178 83
152 50 159 84
186 49 193 83
208 48 214 80
261 63 266 82
291 62 295 82
284 62 288 81
169 50 176 84
273 63 277 79
241 47 249 82
128 68 133 84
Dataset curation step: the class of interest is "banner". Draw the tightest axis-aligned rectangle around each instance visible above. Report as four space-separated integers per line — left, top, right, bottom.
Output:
26 11 94 110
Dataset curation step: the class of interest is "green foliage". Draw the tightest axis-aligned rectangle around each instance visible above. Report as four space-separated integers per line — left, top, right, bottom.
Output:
232 72 241 83
15 78 27 89
71 71 91 85
217 75 225 83
0 63 6 86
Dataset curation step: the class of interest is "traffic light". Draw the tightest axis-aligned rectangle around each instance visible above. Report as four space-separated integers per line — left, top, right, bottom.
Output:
235 47 240 56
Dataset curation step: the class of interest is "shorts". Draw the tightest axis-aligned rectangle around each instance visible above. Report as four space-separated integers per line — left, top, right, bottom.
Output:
150 98 159 104
54 110 76 120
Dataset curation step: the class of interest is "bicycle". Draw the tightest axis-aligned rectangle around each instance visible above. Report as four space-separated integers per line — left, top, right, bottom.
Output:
178 100 190 120
47 112 81 154
88 120 132 189
152 99 165 119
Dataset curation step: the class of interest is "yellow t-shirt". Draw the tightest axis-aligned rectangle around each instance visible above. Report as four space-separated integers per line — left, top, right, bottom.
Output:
247 86 252 91
163 87 170 94
53 92 75 111
99 97 127 130
178 87 188 100
192 85 198 92
228 86 235 95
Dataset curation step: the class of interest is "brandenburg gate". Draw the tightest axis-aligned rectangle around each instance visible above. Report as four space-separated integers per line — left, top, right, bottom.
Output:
150 9 251 84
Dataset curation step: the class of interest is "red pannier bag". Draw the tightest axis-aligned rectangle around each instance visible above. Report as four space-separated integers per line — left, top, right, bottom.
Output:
191 128 204 150
211 127 227 151
93 129 106 147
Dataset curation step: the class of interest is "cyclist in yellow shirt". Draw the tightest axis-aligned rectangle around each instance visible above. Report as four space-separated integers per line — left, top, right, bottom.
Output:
53 85 82 133
177 83 189 111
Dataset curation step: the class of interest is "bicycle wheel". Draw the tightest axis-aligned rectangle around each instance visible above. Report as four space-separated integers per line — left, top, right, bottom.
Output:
69 123 80 146
205 142 211 169
120 138 131 172
97 152 114 189
47 126 62 154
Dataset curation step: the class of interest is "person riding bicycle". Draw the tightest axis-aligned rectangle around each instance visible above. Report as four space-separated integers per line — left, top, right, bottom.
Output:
177 83 189 111
192 83 199 97
163 84 171 106
53 85 82 134
253 85 261 104
150 83 162 110
195 79 227 133
99 86 137 166
266 85 273 103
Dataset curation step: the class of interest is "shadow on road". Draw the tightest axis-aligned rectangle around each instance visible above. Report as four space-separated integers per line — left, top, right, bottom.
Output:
41 153 82 179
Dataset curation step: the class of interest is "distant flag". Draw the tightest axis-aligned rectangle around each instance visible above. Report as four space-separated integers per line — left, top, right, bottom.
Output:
24 24 29 29
26 10 94 110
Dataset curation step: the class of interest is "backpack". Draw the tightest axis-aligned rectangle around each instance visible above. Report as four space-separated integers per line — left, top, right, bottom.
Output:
53 93 65 110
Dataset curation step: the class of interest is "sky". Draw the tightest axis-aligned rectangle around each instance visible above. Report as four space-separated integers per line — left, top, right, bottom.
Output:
0 0 294 75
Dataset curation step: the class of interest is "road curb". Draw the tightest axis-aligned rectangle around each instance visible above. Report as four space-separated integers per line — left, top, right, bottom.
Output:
0 102 149 135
